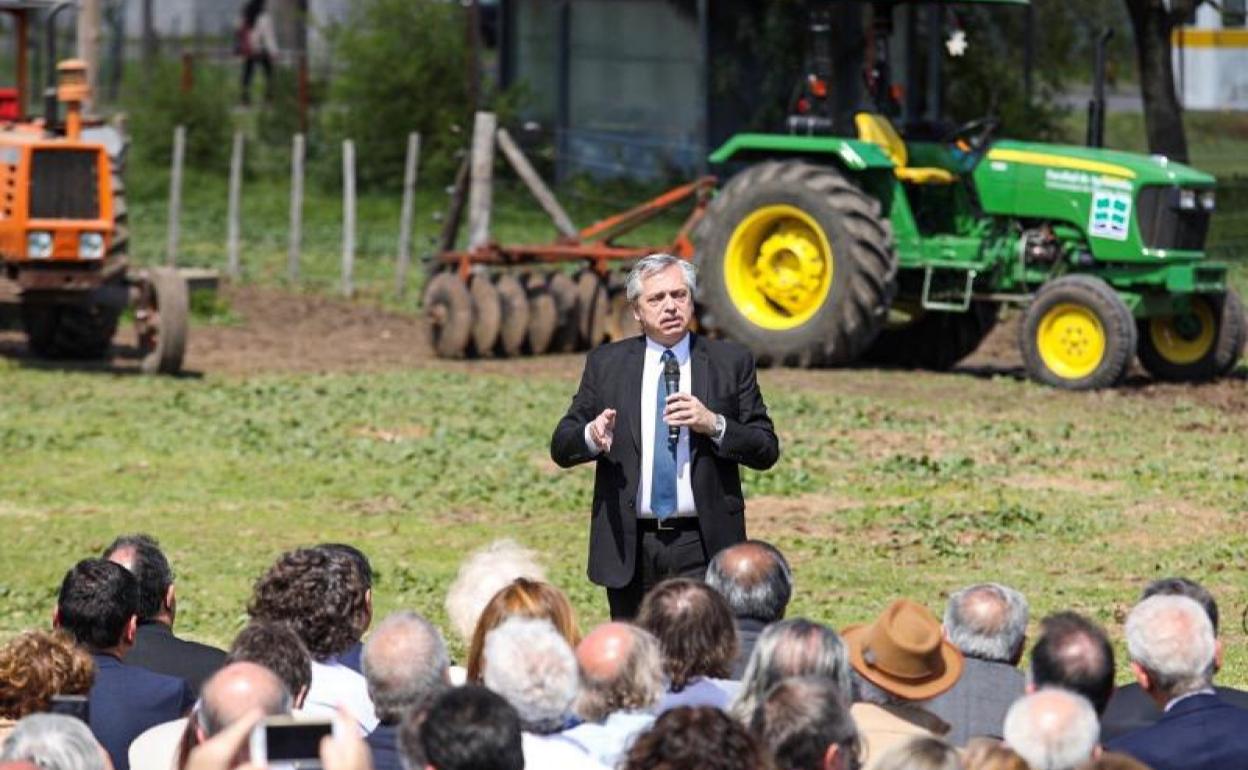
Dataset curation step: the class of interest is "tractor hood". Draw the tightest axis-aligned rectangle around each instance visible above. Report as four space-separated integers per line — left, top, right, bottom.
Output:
983 140 1216 188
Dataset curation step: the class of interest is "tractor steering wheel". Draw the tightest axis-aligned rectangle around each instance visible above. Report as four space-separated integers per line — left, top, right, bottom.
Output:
943 116 1000 168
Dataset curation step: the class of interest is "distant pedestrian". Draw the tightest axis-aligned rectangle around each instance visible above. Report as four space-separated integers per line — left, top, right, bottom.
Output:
237 0 277 105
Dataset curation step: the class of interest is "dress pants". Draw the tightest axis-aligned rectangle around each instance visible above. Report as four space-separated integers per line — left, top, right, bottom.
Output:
607 521 707 620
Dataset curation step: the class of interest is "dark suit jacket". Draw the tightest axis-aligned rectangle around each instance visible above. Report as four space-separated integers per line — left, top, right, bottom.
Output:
1101 682 1248 741
923 656 1025 746
125 621 226 694
89 653 195 770
366 721 403 770
1105 692 1248 770
551 334 779 588
731 617 768 680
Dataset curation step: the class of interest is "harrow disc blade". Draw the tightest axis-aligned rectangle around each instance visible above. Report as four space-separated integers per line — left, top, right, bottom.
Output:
494 273 529 357
548 271 580 353
425 272 473 358
468 272 502 357
575 269 610 349
524 272 558 355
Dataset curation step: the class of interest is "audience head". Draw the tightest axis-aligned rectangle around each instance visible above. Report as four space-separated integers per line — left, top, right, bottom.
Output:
196 662 291 740
749 676 860 770
362 611 450 724
636 578 739 691
481 617 578 734
445 539 546 644
54 559 138 653
622 705 773 770
873 736 960 770
1125 594 1215 701
944 583 1029 664
409 686 524 770
103 533 175 624
465 577 579 683
247 547 370 660
1003 688 1099 770
1029 612 1115 714
843 598 963 704
0 713 107 770
705 540 792 623
732 618 851 723
1139 576 1223 671
574 622 664 722
225 621 313 709
963 741 1030 770
0 631 94 720
316 543 374 635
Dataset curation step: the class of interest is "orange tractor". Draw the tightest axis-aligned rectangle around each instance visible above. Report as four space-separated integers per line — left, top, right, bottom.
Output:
0 1 186 374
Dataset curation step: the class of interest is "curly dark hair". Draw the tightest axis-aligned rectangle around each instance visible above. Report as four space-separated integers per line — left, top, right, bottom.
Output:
0 629 95 719
247 547 369 660
636 578 738 691
623 706 773 770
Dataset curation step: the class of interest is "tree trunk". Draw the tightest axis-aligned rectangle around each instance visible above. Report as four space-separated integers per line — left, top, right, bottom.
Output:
77 0 101 112
1123 0 1194 162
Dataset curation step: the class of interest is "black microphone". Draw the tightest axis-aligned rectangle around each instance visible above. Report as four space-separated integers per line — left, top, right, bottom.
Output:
663 356 680 444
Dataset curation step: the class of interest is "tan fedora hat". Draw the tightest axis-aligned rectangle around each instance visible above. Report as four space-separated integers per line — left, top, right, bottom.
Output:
842 598 964 701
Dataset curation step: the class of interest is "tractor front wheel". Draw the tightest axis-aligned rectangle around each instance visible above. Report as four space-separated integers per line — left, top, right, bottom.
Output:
135 267 189 375
694 161 896 366
1136 289 1245 382
1020 275 1136 390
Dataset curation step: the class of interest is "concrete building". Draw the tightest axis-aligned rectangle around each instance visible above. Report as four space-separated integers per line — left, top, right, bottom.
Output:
1174 2 1248 110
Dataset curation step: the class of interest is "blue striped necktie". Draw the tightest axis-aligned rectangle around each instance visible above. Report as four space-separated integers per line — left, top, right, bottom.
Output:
651 349 678 520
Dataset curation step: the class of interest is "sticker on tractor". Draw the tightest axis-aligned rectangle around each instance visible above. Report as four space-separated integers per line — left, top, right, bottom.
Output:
1089 191 1132 241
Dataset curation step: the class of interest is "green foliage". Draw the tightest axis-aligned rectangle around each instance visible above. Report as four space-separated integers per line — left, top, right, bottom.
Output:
322 0 475 189
122 62 235 171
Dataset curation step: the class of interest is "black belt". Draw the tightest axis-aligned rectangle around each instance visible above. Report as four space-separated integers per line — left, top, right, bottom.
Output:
637 517 700 532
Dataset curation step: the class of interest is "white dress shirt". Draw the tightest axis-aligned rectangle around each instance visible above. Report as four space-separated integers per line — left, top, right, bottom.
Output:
304 659 379 733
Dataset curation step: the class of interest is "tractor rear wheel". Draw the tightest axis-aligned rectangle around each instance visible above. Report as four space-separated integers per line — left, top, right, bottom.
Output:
694 161 896 366
1136 289 1245 381
1020 275 1136 390
864 301 999 370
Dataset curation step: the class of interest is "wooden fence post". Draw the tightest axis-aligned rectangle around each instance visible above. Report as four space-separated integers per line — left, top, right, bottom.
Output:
226 130 244 279
288 133 305 282
466 111 497 250
342 139 356 298
165 124 185 266
395 132 420 298
496 127 577 237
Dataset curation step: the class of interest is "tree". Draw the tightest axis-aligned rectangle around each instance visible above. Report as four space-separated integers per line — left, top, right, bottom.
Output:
1123 0 1203 162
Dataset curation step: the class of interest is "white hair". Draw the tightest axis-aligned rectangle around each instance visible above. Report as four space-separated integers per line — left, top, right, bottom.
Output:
363 611 450 722
444 539 546 643
625 254 697 303
482 616 578 734
1003 688 1099 770
1 713 108 770
944 583 1029 663
1125 594 1215 698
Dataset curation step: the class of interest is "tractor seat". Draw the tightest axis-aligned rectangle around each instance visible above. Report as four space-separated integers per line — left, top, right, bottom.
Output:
854 113 956 185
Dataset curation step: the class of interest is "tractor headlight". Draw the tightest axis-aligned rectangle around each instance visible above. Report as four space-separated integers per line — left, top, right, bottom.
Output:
1199 190 1216 211
78 232 105 260
1178 189 1198 210
26 231 53 259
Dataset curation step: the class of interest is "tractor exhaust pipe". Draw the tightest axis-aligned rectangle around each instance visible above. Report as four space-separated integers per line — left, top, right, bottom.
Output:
1086 27 1114 148
43 1 76 134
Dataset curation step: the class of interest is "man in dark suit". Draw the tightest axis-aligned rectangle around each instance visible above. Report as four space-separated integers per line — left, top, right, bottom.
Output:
104 534 226 694
926 583 1029 745
1105 594 1248 770
1101 576 1248 741
705 540 792 678
54 558 194 770
551 254 779 619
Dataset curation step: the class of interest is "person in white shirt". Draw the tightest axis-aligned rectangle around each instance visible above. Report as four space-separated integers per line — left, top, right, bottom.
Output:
636 578 741 712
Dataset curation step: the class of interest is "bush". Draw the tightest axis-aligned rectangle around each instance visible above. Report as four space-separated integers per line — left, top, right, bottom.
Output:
122 61 235 172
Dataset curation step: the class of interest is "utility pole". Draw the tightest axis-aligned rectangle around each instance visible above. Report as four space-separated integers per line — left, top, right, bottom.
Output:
142 0 157 68
77 0 101 112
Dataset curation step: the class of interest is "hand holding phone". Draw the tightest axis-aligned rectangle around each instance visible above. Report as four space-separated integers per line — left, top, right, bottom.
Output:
250 716 341 770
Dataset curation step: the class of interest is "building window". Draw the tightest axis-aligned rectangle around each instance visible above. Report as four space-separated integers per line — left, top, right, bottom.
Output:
1225 0 1247 28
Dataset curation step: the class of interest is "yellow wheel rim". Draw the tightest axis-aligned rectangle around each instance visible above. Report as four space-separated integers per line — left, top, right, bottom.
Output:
1147 297 1216 365
724 204 834 331
1036 302 1107 380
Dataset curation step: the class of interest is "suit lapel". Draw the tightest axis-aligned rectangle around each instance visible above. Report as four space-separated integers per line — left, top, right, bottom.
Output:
691 333 709 460
624 336 645 452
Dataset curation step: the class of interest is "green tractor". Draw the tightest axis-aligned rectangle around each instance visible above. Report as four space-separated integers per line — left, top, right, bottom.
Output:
695 0 1243 389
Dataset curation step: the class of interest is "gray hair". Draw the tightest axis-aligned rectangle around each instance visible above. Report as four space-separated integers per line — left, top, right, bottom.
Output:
731 618 852 722
445 539 546 644
1003 688 1099 770
574 625 664 722
1125 594 1215 698
625 254 697 303
750 676 861 770
705 540 792 623
363 611 451 723
1 713 108 770
873 736 961 770
483 616 578 734
944 583 1029 663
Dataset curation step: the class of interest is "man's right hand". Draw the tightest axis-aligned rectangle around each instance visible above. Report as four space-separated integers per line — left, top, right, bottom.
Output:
589 408 617 453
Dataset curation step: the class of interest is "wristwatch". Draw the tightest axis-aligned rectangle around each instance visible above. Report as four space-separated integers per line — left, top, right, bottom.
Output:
713 413 727 441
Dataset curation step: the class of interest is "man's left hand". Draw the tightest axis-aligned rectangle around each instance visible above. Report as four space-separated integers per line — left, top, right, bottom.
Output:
664 393 718 435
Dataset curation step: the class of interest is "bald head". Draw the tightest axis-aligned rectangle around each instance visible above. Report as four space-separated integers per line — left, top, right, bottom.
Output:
1004 688 1099 770
198 662 291 737
1030 612 1115 714
945 583 1028 664
573 623 663 722
705 540 791 623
